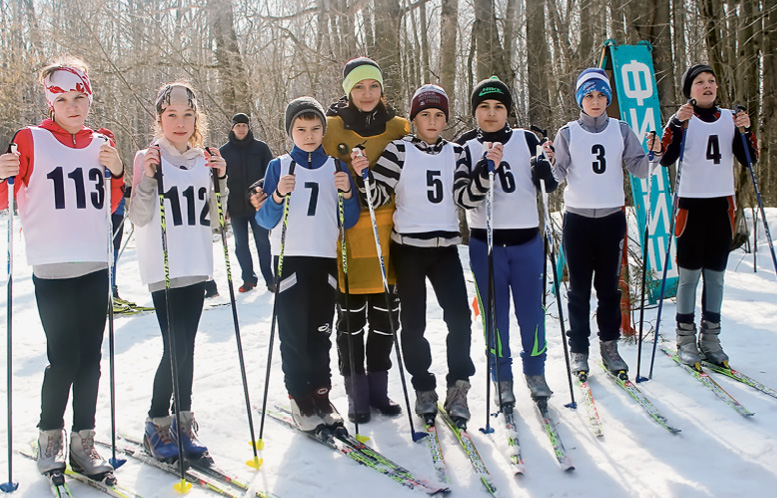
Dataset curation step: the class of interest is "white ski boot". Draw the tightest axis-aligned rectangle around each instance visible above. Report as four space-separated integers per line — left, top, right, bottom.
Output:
69 429 114 481
37 428 66 475
698 321 729 366
676 322 702 366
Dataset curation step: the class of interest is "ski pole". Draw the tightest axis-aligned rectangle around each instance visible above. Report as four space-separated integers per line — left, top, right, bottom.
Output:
1 143 19 493
153 143 191 494
734 105 777 276
206 147 262 469
536 145 576 409
480 141 499 435
648 99 695 380
335 162 365 442
356 148 426 442
636 131 658 383
257 160 296 448
101 135 125 470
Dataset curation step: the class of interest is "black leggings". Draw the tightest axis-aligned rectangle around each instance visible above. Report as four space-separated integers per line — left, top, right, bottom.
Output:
148 282 205 418
35 269 109 431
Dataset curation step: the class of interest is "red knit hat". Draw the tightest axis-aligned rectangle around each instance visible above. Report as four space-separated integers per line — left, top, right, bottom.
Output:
410 84 449 122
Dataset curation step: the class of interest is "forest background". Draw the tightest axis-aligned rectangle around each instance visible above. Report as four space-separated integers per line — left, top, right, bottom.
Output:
0 0 774 212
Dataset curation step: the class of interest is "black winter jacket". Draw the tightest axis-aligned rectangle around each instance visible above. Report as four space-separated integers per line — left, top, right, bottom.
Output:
220 130 273 217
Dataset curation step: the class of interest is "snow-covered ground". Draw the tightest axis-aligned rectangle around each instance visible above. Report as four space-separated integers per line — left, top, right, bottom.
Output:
1 209 776 498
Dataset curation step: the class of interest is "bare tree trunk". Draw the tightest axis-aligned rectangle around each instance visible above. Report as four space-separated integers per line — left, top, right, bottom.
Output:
761 0 777 202
373 0 403 108
439 0 458 114
527 0 551 127
209 0 251 117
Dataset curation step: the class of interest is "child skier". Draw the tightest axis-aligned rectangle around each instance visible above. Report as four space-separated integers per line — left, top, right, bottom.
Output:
322 57 409 423
0 59 124 482
659 64 757 366
254 97 359 432
454 77 556 405
130 82 227 461
549 68 658 377
353 85 476 426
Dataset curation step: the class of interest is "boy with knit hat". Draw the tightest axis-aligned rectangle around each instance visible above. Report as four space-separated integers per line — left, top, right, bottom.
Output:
455 76 556 407
253 97 360 432
549 68 659 378
353 84 476 426
659 64 757 366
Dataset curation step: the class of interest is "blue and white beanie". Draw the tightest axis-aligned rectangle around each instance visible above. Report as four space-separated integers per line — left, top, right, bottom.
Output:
575 68 612 108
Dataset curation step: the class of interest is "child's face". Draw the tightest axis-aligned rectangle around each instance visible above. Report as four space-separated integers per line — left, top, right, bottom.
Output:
51 90 90 133
350 79 381 113
159 103 196 149
475 100 508 133
291 116 324 153
689 72 717 108
581 91 608 117
413 109 446 144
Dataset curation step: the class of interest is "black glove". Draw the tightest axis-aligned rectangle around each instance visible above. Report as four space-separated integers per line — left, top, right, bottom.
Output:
531 156 553 184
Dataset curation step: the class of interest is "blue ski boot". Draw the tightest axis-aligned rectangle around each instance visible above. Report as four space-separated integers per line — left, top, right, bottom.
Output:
172 411 209 459
144 416 178 461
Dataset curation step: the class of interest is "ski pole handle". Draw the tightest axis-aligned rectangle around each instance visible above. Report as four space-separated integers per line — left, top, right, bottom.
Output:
482 142 501 173
205 147 221 195
734 104 749 134
352 147 368 180
647 131 657 162
7 144 17 186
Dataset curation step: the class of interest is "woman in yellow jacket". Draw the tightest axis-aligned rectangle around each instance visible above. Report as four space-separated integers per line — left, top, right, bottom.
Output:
323 57 409 423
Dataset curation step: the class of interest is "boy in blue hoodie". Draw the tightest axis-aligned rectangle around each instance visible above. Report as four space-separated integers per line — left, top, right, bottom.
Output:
254 97 359 432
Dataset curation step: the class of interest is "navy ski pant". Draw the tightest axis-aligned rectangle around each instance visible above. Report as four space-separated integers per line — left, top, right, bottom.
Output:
277 256 337 398
562 211 626 353
35 269 108 431
470 233 547 380
392 243 475 391
149 282 205 417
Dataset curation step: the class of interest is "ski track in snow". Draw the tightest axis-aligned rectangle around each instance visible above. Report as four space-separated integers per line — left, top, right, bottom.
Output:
1 210 776 497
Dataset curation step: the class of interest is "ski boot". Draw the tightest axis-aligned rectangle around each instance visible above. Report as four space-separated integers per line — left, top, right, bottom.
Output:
37 428 67 476
570 352 590 380
70 429 116 484
414 390 439 422
144 416 179 461
698 321 729 367
525 374 553 401
676 322 702 367
600 339 628 377
344 373 371 424
444 380 471 429
172 411 209 459
493 380 516 412
290 394 327 433
367 370 401 416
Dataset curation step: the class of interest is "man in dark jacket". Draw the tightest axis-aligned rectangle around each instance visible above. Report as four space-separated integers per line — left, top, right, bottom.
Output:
220 113 275 292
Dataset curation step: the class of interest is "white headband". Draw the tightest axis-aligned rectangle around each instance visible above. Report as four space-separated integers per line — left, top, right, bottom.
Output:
44 67 93 109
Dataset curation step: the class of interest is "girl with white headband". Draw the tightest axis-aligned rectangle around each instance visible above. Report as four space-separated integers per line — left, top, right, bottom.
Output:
0 58 125 483
129 82 227 461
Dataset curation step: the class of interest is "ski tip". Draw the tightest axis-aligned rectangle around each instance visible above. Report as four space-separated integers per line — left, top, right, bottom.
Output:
564 464 576 472
108 457 127 469
411 431 429 442
355 434 370 444
0 481 19 493
251 439 265 451
173 479 193 494
246 456 263 469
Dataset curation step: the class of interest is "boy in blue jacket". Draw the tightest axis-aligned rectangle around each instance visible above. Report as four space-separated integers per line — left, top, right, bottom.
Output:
253 97 359 432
